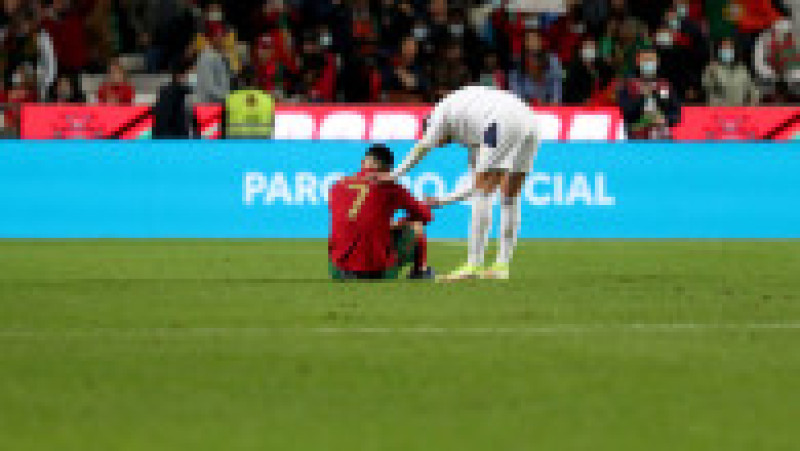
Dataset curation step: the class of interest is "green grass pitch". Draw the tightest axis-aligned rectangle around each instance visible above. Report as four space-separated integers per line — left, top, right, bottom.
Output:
1 240 800 450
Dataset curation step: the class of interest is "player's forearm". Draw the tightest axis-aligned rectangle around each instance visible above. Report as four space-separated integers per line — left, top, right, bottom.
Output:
391 143 430 178
438 177 476 206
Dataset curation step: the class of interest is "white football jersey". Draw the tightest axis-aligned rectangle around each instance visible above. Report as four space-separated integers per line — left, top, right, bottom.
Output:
420 85 539 151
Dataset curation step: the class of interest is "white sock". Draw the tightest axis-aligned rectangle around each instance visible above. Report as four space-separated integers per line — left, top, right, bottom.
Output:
468 192 493 267
497 196 521 265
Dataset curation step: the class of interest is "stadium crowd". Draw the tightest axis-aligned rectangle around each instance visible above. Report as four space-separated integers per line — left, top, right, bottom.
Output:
0 0 798 136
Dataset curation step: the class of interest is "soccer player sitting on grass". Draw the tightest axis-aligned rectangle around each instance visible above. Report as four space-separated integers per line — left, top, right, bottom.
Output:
328 144 435 281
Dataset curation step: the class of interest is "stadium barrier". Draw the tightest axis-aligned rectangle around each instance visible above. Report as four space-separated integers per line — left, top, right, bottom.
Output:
1 141 799 239
20 104 625 141
17 104 800 141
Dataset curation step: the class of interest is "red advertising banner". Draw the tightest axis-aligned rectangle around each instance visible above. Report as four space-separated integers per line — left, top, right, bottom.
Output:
21 104 154 139
672 106 800 141
21 104 625 141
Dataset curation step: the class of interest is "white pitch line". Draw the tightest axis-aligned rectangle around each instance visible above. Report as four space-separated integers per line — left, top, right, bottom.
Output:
1 323 800 339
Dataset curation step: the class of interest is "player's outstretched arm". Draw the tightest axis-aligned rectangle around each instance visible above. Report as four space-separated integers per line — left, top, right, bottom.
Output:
391 142 431 179
429 174 476 207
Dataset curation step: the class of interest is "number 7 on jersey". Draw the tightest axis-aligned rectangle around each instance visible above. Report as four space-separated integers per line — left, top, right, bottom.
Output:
347 184 370 220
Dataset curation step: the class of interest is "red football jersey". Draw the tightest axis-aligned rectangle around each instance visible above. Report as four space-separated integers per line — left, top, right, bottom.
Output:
97 82 135 105
329 170 432 272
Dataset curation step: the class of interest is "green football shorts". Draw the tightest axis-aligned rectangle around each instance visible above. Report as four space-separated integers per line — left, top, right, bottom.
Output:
329 225 416 280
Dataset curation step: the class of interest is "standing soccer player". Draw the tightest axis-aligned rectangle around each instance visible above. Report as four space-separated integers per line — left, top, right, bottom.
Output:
328 144 435 281
391 85 540 281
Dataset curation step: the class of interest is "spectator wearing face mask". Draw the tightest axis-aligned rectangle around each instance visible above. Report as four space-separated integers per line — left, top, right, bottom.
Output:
618 47 681 140
702 38 760 105
563 38 615 105
97 59 136 105
193 3 241 74
656 8 708 102
653 25 702 103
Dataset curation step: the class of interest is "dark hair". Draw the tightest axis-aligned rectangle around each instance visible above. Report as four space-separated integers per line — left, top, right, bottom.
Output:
366 144 394 170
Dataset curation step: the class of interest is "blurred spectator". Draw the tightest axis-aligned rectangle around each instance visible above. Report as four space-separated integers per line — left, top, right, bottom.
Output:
477 51 507 89
2 10 53 94
563 38 615 104
628 0 673 30
384 35 428 102
763 78 800 103
31 10 57 98
618 47 681 139
546 0 588 66
653 28 699 103
374 0 414 52
46 73 87 103
1 0 18 23
764 18 799 80
2 64 37 136
250 34 289 98
86 0 114 70
97 59 136 105
431 39 471 99
40 0 91 75
702 37 760 105
447 8 484 76
193 2 241 74
582 0 610 36
673 0 705 23
196 29 232 104
704 0 739 42
140 0 199 72
729 0 783 35
252 0 298 32
153 63 196 138
339 37 383 102
426 0 451 52
509 30 563 105
658 7 708 102
292 30 337 102
600 16 650 76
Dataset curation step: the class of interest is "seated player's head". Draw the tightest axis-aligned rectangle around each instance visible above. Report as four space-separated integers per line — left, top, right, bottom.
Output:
363 144 394 173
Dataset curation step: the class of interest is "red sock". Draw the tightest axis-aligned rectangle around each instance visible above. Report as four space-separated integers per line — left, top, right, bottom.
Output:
414 234 428 271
